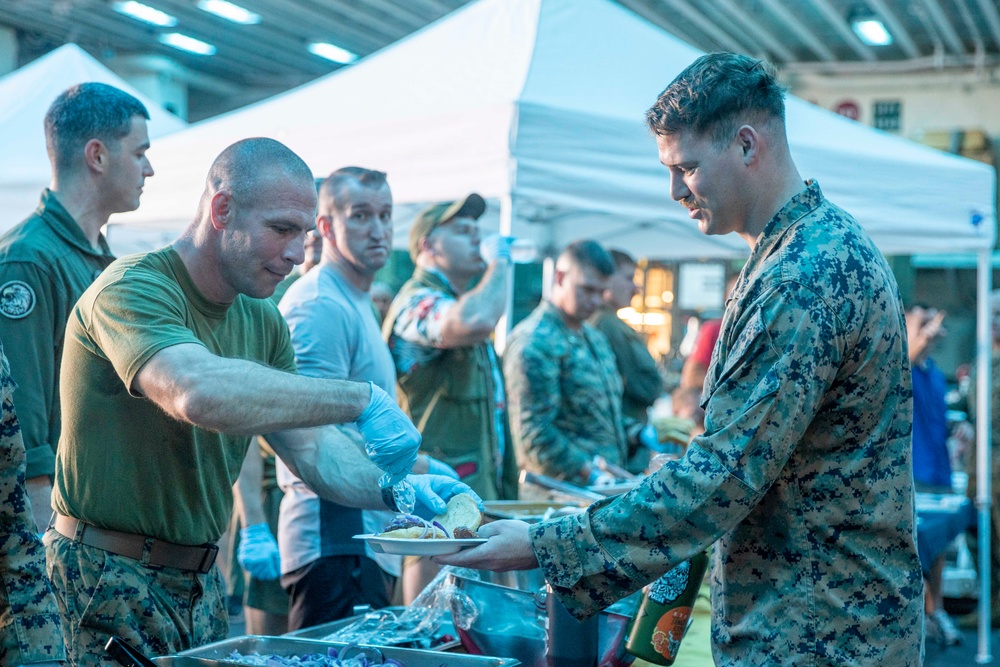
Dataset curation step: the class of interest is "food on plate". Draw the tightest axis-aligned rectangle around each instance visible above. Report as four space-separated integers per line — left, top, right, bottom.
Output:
226 646 405 666
379 493 483 539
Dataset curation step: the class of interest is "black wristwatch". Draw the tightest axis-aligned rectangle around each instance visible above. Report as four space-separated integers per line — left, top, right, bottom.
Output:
381 485 399 512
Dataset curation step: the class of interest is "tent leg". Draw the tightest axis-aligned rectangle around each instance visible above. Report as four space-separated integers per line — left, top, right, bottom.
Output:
495 195 515 354
975 248 992 664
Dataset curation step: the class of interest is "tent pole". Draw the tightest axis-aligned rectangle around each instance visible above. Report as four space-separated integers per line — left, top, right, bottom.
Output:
975 247 993 664
495 194 515 354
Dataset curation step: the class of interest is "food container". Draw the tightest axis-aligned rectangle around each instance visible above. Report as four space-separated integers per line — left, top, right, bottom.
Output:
446 573 638 667
482 501 586 524
156 636 518 666
283 605 460 651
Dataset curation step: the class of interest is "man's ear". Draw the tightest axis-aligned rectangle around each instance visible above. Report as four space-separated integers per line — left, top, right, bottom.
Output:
418 235 434 256
209 191 233 231
316 214 334 240
83 139 108 174
554 268 566 287
737 125 759 165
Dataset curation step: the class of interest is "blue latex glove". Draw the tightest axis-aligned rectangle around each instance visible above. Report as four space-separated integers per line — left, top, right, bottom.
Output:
422 455 460 480
238 522 281 581
356 382 421 487
639 423 659 449
409 474 483 518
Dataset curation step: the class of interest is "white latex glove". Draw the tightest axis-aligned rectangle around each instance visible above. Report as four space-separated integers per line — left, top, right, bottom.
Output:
237 522 281 581
356 382 421 487
479 234 514 263
409 474 483 518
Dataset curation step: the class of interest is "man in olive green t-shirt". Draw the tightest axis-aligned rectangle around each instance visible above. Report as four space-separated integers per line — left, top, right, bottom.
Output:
45 138 475 666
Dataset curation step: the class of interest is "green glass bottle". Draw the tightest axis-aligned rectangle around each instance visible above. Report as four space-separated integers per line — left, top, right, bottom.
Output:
623 551 709 666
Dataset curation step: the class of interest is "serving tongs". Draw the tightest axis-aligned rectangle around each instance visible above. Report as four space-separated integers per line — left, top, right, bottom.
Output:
105 636 245 667
520 470 605 502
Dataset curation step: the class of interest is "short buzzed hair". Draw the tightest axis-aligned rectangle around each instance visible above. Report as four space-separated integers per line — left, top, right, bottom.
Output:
560 240 615 277
646 52 786 147
45 82 150 173
204 138 314 210
608 248 637 271
318 167 388 215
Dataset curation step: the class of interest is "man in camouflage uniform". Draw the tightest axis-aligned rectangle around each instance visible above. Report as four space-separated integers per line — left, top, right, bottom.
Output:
0 83 154 532
504 240 633 487
441 53 923 666
0 342 65 666
45 139 469 665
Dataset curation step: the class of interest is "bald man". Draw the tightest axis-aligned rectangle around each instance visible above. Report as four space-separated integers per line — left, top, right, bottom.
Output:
44 139 473 665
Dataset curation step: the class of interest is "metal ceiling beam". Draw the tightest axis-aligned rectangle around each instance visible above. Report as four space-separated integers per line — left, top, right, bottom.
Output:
865 0 921 59
655 0 756 55
699 2 773 58
714 0 798 63
804 0 876 61
756 0 836 62
780 51 999 75
616 0 727 54
955 0 986 55
918 0 967 55
973 0 1000 52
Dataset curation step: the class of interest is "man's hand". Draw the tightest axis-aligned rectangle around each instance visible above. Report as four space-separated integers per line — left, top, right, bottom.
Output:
356 382 420 485
480 235 514 264
434 520 538 570
409 474 482 517
237 522 281 581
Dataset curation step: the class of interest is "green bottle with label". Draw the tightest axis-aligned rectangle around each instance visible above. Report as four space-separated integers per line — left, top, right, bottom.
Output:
623 551 709 666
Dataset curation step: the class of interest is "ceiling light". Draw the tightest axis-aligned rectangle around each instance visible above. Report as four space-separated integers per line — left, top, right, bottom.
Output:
197 0 261 25
112 1 177 27
308 42 358 64
159 33 217 56
852 17 893 46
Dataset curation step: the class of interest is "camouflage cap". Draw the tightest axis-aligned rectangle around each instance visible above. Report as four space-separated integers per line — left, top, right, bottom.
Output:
408 193 486 261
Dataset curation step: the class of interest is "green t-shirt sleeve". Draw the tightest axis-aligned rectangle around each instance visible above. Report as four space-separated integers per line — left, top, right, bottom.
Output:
79 270 206 396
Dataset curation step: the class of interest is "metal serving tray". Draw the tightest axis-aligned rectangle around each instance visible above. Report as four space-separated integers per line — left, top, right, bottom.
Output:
283 605 460 651
158 635 518 667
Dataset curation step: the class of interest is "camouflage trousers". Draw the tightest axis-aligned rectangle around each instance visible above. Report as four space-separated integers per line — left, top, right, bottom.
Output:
44 530 228 666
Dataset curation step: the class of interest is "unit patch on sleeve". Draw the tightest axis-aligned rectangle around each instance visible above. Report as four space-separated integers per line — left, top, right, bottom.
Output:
0 281 36 319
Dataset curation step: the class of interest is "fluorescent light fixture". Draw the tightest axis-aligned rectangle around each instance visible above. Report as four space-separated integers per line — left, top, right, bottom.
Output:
197 0 261 25
159 33 217 56
112 1 177 27
852 18 893 45
308 42 358 64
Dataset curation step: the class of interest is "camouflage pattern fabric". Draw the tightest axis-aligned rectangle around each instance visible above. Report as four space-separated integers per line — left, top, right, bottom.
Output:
44 532 227 666
530 182 924 666
504 301 627 482
0 344 66 665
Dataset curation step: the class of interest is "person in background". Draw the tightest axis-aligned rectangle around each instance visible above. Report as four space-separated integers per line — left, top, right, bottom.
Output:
384 193 519 602
0 340 65 666
278 166 458 629
679 274 737 391
45 138 470 665
904 303 961 645
589 249 663 472
0 82 154 531
441 53 922 666
504 240 645 488
371 281 395 323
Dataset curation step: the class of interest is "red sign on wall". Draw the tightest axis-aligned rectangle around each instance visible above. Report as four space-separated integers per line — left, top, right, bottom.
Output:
834 100 860 121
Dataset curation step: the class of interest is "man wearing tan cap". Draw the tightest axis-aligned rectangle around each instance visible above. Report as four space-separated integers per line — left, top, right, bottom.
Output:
384 194 520 598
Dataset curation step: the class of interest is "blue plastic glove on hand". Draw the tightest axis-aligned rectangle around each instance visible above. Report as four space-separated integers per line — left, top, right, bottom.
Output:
409 474 483 518
356 382 421 487
423 455 460 480
639 423 660 449
238 522 281 581
479 234 514 263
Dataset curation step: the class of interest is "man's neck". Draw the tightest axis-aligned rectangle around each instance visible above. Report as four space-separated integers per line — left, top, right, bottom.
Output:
739 165 806 249
49 182 109 250
550 299 583 330
327 253 375 293
417 260 467 295
171 227 237 305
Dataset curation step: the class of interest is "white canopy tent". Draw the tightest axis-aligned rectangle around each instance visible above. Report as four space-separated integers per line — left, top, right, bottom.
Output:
0 43 186 234
112 0 995 658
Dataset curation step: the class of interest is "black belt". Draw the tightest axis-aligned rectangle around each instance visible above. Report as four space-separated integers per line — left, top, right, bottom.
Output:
52 513 218 574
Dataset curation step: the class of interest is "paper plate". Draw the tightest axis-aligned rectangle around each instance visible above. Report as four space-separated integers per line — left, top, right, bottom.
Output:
354 533 487 556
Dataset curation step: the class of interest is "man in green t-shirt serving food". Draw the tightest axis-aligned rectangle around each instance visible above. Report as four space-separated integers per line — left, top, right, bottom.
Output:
44 138 472 666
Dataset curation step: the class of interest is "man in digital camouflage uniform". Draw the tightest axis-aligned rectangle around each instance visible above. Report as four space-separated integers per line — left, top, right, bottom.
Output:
0 342 64 667
504 240 646 489
441 53 923 666
589 248 663 472
45 138 471 666
0 83 153 532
